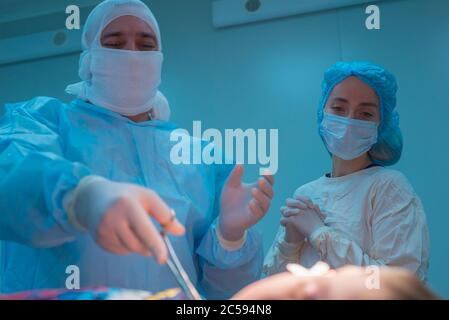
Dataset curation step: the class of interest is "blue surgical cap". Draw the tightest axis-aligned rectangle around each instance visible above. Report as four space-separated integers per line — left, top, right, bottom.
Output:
317 61 403 166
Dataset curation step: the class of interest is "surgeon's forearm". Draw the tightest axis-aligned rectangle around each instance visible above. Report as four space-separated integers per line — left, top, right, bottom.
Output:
215 221 247 251
196 222 263 299
0 153 90 247
200 250 263 299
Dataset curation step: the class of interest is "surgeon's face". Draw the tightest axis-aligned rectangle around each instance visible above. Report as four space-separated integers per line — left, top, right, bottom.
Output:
324 76 380 124
100 15 158 51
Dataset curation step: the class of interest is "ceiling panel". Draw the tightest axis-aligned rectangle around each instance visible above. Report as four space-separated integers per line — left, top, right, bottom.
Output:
212 0 384 28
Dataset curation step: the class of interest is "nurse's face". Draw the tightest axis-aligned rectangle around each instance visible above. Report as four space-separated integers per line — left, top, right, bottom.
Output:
100 15 158 51
324 76 380 124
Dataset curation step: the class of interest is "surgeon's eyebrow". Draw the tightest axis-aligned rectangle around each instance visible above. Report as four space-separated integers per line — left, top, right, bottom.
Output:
138 31 156 38
101 31 123 41
102 31 157 41
137 32 157 44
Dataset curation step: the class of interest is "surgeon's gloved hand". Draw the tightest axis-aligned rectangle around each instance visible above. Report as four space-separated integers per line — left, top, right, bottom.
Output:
218 165 274 242
280 195 324 240
65 176 185 263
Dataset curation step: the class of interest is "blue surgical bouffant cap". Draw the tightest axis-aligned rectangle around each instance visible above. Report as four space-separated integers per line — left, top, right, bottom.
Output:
317 61 403 166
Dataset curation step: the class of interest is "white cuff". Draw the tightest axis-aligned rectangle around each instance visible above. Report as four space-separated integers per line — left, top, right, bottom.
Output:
277 239 304 258
215 223 247 251
63 175 103 232
308 226 332 252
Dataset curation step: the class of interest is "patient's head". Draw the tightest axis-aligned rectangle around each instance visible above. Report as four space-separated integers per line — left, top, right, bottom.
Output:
232 265 438 300
305 266 437 300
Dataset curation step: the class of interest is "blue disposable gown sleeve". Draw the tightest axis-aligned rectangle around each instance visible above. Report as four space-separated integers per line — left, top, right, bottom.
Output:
195 163 264 299
0 97 91 247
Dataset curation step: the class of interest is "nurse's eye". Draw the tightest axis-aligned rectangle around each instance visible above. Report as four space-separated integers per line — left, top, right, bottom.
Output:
362 111 374 118
331 106 345 113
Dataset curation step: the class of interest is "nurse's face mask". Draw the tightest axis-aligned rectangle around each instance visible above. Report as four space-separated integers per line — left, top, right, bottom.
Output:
320 77 380 161
87 15 163 116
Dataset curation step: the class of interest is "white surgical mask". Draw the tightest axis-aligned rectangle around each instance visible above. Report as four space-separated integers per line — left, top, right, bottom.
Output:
83 47 163 116
319 112 378 160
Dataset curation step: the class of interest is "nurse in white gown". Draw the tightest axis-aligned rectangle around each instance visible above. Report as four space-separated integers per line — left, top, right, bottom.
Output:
263 61 429 281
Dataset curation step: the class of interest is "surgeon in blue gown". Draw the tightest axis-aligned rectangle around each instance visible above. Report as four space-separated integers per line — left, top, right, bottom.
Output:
0 0 274 299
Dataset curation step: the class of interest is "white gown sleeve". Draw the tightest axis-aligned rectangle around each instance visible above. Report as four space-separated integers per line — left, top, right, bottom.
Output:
262 226 306 277
309 172 429 281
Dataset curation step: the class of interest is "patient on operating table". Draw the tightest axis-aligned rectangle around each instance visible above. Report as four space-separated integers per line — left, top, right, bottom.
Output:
234 263 439 300
1 263 438 300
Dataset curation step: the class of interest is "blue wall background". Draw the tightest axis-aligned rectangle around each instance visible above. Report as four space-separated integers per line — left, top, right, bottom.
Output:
0 0 448 297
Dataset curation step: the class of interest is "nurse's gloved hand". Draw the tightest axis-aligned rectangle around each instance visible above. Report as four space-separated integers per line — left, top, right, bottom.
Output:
67 176 185 263
280 195 324 240
219 165 274 241
281 221 305 244
279 196 314 243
